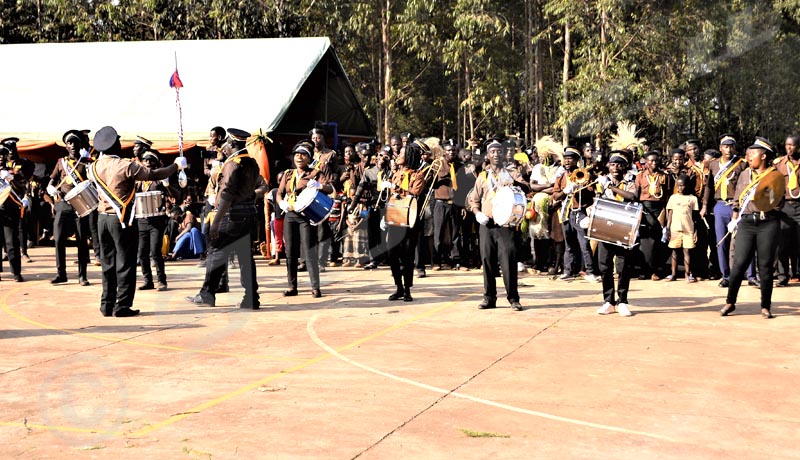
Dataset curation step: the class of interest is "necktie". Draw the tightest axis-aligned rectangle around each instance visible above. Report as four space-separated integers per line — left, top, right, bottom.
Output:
788 161 798 191
450 164 457 191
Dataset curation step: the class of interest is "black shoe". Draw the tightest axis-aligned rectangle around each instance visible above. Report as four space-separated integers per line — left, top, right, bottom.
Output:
777 278 789 287
388 290 404 301
185 294 215 307
311 289 322 298
157 282 168 291
237 300 260 310
139 283 155 291
283 289 298 297
510 301 523 311
51 275 68 284
478 299 496 309
720 304 736 316
79 277 90 286
363 262 378 270
748 278 759 287
761 308 774 319
298 263 307 272
14 274 24 282
718 279 730 288
403 290 413 302
114 308 140 317
416 269 426 278
100 308 113 317
216 285 230 293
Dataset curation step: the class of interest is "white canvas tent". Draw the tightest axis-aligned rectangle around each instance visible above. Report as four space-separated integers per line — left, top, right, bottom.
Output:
0 37 373 146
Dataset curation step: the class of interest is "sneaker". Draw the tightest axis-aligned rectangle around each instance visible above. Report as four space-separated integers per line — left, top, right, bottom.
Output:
616 302 633 316
185 294 215 307
686 275 697 283
23 254 32 263
597 302 615 315
157 282 168 291
416 269 427 278
517 262 525 272
558 273 574 281
584 274 601 283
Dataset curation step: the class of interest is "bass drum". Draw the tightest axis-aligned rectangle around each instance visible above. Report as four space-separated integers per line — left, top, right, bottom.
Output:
492 186 527 227
586 198 643 249
385 195 418 228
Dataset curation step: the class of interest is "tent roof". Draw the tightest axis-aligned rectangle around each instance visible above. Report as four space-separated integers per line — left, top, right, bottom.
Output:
0 37 373 145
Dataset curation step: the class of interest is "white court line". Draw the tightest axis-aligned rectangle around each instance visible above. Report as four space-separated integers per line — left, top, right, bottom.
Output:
307 313 675 442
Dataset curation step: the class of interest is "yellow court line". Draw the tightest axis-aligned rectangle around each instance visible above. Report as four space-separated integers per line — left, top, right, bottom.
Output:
0 285 305 362
129 299 459 437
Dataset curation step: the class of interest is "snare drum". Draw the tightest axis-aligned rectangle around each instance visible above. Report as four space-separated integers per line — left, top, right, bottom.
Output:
294 187 334 225
586 198 643 249
385 195 418 228
0 180 10 206
134 191 164 218
492 186 527 227
63 181 99 217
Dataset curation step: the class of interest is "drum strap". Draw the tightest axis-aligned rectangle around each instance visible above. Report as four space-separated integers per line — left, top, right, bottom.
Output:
61 158 85 185
713 158 742 201
286 169 300 205
739 167 776 210
5 187 25 218
450 164 458 191
90 160 136 228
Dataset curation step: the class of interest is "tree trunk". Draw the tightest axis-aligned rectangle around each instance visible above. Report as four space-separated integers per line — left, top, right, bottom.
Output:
465 56 475 142
534 0 544 140
381 0 392 145
562 19 571 146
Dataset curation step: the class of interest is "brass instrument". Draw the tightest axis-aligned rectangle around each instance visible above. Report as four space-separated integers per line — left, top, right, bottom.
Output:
420 158 445 212
569 167 591 185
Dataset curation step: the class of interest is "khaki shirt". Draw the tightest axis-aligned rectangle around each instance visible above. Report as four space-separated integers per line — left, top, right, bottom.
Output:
707 157 746 202
313 147 338 189
635 170 670 202
277 166 329 205
774 156 800 200
553 167 595 209
467 167 527 218
91 155 152 215
50 156 90 198
432 158 455 201
734 168 784 214
390 167 427 198
217 153 260 205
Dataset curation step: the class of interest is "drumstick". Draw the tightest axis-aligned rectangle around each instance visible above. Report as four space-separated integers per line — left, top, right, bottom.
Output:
716 230 732 247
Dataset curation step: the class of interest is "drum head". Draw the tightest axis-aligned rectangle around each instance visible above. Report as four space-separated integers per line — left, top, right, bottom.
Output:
294 188 315 211
493 187 514 225
64 180 91 200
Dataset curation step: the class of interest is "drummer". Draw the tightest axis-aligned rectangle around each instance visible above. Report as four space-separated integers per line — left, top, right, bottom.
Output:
721 137 785 319
595 151 638 317
89 126 185 317
0 137 33 282
136 150 175 291
467 139 529 311
277 140 335 298
46 129 94 286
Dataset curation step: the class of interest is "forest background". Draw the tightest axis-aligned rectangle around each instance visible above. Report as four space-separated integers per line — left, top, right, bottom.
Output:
1 0 799 151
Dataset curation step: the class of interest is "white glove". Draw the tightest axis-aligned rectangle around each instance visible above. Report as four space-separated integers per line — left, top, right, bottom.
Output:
307 179 321 190
0 170 9 180
79 148 91 159
475 211 490 225
727 218 739 234
597 176 610 188
661 226 668 243
160 178 170 187
22 198 30 208
279 200 292 213
207 194 216 207
380 217 387 231
563 183 576 195
174 157 188 170
381 180 394 190
211 160 221 170
46 185 58 197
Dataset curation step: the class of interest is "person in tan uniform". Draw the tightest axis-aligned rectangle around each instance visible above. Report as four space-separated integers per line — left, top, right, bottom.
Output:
467 140 528 311
89 126 184 317
774 134 800 286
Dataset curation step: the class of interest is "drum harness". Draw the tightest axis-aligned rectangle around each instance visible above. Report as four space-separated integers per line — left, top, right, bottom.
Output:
89 157 137 228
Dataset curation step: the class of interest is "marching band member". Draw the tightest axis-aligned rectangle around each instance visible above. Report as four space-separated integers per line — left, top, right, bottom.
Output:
47 130 93 286
634 150 671 280
90 126 183 317
310 127 339 269
431 139 458 270
707 134 746 287
186 128 263 309
553 146 600 282
136 150 174 291
384 139 429 301
349 145 391 270
277 140 335 298
595 152 638 316
528 136 562 274
467 139 528 311
0 137 33 282
721 137 785 319
775 134 800 286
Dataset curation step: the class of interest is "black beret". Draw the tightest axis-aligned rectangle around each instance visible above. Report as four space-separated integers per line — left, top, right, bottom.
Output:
748 137 775 153
563 146 581 158
93 126 120 152
227 128 250 143
719 134 736 145
62 130 83 144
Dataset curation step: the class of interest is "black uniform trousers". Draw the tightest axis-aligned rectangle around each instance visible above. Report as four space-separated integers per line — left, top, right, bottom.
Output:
366 206 387 265
432 199 454 265
726 213 780 310
777 200 800 282
0 207 21 276
284 211 321 291
53 201 91 279
200 205 259 305
638 201 666 277
690 210 710 279
387 222 420 289
562 209 596 276
598 242 633 305
89 210 100 261
98 214 139 315
137 215 168 285
479 223 519 304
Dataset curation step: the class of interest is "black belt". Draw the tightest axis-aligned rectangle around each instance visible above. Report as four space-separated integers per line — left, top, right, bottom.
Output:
740 211 780 222
434 199 453 204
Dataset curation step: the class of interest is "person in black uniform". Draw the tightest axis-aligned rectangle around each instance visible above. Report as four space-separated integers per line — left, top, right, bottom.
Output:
276 140 335 298
46 130 94 286
721 137 785 319
0 137 33 282
349 145 391 270
136 150 175 291
90 126 183 317
186 128 263 309
467 140 528 311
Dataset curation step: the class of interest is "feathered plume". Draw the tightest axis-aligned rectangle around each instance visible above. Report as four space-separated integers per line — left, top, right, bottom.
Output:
610 121 646 152
423 137 443 158
534 135 564 165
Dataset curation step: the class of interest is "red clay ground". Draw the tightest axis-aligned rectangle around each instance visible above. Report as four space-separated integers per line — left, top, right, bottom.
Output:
1 246 799 459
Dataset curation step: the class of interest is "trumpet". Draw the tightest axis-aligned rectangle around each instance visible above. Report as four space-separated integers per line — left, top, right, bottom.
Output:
569 167 591 185
420 158 445 212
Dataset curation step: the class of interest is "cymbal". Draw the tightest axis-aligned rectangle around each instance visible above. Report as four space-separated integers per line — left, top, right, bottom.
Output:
753 170 786 211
